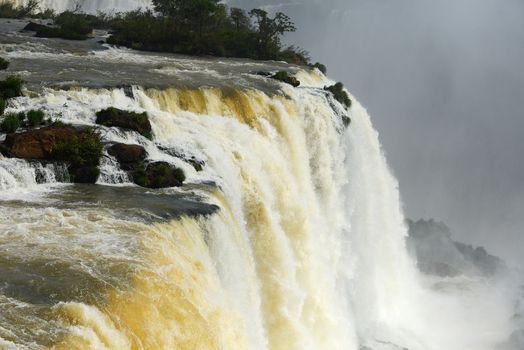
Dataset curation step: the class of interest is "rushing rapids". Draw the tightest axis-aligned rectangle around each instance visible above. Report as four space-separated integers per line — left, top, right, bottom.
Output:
0 15 522 350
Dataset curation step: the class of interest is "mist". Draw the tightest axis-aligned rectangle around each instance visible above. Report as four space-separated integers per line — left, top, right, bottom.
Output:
230 0 524 265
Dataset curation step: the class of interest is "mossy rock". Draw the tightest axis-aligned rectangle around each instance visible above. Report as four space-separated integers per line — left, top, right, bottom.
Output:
312 62 327 74
70 166 100 184
0 57 9 71
108 143 147 169
324 82 351 109
22 22 49 32
35 26 90 41
95 107 153 139
272 71 300 87
131 162 185 189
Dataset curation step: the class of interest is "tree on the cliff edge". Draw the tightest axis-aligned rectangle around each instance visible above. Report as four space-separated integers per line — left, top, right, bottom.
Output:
151 0 221 35
248 9 296 59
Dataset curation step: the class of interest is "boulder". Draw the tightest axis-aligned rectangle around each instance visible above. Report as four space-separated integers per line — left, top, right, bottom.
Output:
1 126 103 184
131 162 185 189
22 22 50 32
2 126 79 159
271 71 300 87
108 143 146 166
95 107 152 139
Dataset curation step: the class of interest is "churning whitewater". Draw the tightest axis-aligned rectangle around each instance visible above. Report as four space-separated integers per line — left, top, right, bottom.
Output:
0 9 521 350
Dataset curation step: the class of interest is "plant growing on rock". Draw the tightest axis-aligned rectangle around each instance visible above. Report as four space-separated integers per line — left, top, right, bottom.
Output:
324 82 351 109
0 57 9 70
96 107 152 139
51 128 103 167
27 109 45 127
0 113 21 133
272 71 300 87
0 75 24 99
312 62 327 74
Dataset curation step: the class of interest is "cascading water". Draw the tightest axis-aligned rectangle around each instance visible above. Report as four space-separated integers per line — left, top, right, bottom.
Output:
0 17 521 350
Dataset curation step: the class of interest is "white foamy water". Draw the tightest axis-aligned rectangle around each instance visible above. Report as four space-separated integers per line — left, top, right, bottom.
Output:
0 48 521 348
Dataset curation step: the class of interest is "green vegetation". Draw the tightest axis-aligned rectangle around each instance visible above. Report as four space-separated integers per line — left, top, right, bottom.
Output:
0 0 38 19
173 167 186 183
0 75 24 120
0 98 5 115
324 82 352 109
0 57 9 70
51 128 103 167
27 109 45 127
272 71 300 87
312 62 327 74
132 162 185 188
0 75 24 99
2 1 313 65
0 113 21 133
107 2 307 63
95 107 152 139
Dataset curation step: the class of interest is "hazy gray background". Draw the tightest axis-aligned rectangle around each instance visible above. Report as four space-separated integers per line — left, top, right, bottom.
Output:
231 0 524 265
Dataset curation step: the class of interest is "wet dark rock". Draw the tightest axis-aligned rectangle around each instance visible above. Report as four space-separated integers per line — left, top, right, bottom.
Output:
95 107 152 139
1 126 103 184
108 143 146 165
22 22 49 32
131 161 185 189
272 71 300 87
157 146 205 172
70 166 100 184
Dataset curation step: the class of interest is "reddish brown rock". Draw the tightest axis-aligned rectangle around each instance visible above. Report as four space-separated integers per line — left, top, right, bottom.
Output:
2 126 79 159
108 143 147 165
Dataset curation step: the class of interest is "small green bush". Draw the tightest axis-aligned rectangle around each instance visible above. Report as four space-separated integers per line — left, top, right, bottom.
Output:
0 57 9 70
273 71 289 81
174 167 186 183
27 109 45 127
16 111 26 122
95 107 152 139
0 97 6 115
52 129 103 167
35 26 89 40
324 82 352 109
0 75 24 99
0 113 21 133
312 62 327 74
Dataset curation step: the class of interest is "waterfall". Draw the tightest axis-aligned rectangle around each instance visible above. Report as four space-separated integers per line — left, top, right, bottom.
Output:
0 66 518 349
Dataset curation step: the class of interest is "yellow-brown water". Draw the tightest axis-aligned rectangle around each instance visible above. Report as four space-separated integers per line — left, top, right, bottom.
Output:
1 68 518 350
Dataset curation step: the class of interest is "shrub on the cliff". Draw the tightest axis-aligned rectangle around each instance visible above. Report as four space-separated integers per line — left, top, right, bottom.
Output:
272 71 300 87
131 162 185 188
52 129 103 167
95 107 152 139
27 109 45 127
0 113 21 133
324 82 351 109
0 57 9 71
312 62 327 74
0 75 24 99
